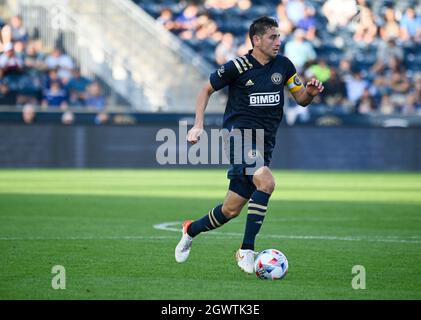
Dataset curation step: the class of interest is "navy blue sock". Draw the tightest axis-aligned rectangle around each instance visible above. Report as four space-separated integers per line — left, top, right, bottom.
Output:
187 204 231 237
241 190 271 250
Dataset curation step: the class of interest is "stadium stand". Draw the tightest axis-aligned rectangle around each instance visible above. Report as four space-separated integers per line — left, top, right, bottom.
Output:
136 0 421 117
0 10 117 124
0 0 420 125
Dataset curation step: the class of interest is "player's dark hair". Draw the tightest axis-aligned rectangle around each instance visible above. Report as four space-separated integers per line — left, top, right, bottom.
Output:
249 16 279 47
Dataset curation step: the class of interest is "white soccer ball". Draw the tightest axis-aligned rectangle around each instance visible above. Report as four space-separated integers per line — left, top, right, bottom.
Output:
254 249 289 280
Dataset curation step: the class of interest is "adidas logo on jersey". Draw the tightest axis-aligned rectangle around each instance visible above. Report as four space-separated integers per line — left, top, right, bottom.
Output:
245 79 254 87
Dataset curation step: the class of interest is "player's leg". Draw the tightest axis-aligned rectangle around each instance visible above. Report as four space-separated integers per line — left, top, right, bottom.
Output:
227 174 262 274
240 166 275 251
175 188 248 263
188 189 248 237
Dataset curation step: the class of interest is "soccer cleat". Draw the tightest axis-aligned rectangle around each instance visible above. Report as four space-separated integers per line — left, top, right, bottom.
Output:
175 220 193 263
236 249 256 274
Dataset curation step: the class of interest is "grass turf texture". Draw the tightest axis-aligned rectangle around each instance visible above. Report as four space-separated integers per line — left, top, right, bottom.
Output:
0 170 420 300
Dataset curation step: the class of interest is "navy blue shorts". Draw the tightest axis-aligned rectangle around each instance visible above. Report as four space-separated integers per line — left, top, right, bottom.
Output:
224 128 274 199
229 175 256 199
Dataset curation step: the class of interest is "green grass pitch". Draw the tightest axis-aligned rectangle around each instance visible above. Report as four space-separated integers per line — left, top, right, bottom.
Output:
0 169 420 299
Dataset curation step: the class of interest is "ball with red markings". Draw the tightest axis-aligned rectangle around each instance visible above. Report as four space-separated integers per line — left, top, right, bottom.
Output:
254 249 288 280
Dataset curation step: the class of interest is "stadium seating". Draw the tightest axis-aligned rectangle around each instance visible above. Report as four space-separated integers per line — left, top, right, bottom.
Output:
1 0 420 121
136 0 421 116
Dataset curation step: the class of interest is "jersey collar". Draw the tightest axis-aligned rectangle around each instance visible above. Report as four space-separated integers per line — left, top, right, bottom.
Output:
248 49 274 68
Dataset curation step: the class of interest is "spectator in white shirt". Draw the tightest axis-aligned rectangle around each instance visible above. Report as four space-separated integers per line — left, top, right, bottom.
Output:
322 0 358 32
44 47 74 84
0 42 23 75
283 28 316 71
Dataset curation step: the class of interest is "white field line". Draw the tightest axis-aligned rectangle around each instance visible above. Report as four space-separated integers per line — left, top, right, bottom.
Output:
153 222 421 244
0 235 176 241
0 222 419 244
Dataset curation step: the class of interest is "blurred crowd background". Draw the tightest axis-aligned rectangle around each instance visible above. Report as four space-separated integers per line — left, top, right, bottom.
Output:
0 0 420 125
138 0 421 117
0 13 109 124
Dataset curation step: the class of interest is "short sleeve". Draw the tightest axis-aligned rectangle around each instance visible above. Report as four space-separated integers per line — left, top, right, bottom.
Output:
209 60 240 91
283 57 304 93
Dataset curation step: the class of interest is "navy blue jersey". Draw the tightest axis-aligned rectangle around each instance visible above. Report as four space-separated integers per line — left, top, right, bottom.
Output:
210 50 303 138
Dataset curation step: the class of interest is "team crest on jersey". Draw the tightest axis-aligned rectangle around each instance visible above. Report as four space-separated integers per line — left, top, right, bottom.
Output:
294 75 302 86
248 149 260 159
271 73 283 85
217 65 225 77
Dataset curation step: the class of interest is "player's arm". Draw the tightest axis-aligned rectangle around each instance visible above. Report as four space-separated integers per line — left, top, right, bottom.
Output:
187 80 215 144
188 60 239 144
291 78 324 107
283 57 324 107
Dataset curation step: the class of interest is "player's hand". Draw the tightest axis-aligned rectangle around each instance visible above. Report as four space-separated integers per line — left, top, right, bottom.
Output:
305 78 324 97
187 126 204 144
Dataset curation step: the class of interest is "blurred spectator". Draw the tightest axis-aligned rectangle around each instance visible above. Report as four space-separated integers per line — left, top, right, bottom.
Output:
275 2 294 40
16 51 44 106
379 93 395 115
402 93 418 115
383 57 410 109
24 40 47 71
44 47 74 84
322 0 358 32
345 71 369 105
399 7 421 42
1 15 29 44
389 57 410 94
379 7 400 41
284 0 306 26
85 81 106 111
0 69 15 105
406 75 421 114
215 33 237 65
66 68 91 99
371 37 404 74
338 58 353 78
413 76 421 108
95 112 110 125
22 44 46 107
306 59 331 83
13 41 26 61
204 0 237 10
42 80 68 110
44 68 63 90
22 103 36 124
195 15 222 42
236 0 252 12
284 100 310 125
68 90 85 107
353 4 378 44
66 68 91 107
157 8 176 31
356 88 376 114
61 110 75 125
174 3 200 39
296 5 317 41
321 67 348 108
0 42 23 75
284 28 316 71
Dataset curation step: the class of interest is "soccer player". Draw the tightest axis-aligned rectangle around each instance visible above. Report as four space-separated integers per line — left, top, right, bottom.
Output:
175 16 324 273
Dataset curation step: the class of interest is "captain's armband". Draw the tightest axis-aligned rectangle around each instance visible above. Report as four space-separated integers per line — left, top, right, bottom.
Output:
286 73 304 93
